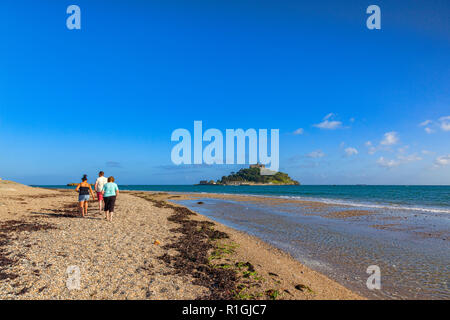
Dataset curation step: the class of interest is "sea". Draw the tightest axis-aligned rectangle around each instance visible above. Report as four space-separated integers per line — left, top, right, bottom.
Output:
39 185 450 213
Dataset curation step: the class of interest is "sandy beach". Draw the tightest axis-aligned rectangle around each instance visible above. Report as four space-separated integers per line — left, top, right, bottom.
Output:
0 180 362 300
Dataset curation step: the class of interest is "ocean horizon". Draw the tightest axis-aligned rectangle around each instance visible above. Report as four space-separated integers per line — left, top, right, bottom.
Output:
37 184 450 214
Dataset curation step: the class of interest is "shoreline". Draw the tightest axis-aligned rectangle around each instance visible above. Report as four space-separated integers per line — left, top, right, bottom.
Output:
125 189 450 215
137 191 364 300
164 191 449 300
44 185 450 215
0 180 362 299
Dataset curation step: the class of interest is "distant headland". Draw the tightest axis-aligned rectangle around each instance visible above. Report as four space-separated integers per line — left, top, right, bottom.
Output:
197 164 300 186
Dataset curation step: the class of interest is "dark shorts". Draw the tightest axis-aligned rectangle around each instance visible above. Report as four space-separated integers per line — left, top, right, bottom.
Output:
104 196 116 212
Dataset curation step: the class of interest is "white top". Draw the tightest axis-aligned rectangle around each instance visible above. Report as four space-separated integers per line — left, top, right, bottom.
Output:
95 176 108 192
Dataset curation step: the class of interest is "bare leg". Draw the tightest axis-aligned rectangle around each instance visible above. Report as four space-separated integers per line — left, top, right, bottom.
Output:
84 201 88 216
109 212 114 222
105 211 109 221
79 202 83 216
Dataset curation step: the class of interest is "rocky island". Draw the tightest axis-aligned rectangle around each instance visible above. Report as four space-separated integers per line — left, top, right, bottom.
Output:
199 164 300 186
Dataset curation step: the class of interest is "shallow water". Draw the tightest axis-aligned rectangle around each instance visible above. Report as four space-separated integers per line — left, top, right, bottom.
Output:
176 198 450 300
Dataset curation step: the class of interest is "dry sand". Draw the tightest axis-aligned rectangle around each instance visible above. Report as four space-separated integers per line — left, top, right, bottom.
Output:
0 180 363 300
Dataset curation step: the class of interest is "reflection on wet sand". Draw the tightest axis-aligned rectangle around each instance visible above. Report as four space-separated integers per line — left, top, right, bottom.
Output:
167 192 449 300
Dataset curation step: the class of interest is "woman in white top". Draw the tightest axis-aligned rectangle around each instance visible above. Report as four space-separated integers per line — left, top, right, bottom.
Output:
94 171 108 212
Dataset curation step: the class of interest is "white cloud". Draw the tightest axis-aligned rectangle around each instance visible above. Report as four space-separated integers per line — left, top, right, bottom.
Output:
439 116 450 131
293 128 304 135
421 150 434 155
345 147 358 156
397 146 409 154
434 155 450 167
313 113 343 130
307 150 325 158
420 116 450 133
366 132 400 155
380 131 399 146
419 120 432 127
397 154 422 162
365 141 377 154
377 157 400 168
377 153 422 169
314 120 342 130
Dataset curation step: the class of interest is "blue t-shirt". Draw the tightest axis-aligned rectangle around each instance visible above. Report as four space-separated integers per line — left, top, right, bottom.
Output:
102 182 119 197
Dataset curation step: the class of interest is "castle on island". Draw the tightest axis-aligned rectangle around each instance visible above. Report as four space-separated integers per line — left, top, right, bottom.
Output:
197 163 299 186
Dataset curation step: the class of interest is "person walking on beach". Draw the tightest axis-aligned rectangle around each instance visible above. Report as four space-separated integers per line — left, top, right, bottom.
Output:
102 176 119 222
94 171 108 212
75 175 95 217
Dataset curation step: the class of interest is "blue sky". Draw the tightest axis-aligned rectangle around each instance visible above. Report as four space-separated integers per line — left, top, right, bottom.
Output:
0 0 449 185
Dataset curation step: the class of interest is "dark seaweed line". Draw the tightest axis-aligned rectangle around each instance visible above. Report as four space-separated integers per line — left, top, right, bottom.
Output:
0 220 56 293
133 193 239 300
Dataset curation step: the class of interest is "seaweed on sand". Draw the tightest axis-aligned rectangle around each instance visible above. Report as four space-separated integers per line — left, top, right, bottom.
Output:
133 193 238 300
0 220 56 283
36 203 82 218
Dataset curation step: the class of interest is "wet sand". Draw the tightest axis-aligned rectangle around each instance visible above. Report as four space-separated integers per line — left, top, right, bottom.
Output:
0 181 362 300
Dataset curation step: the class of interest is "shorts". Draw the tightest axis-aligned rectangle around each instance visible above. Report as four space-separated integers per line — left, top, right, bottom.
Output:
78 194 90 202
97 192 104 201
104 196 116 212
